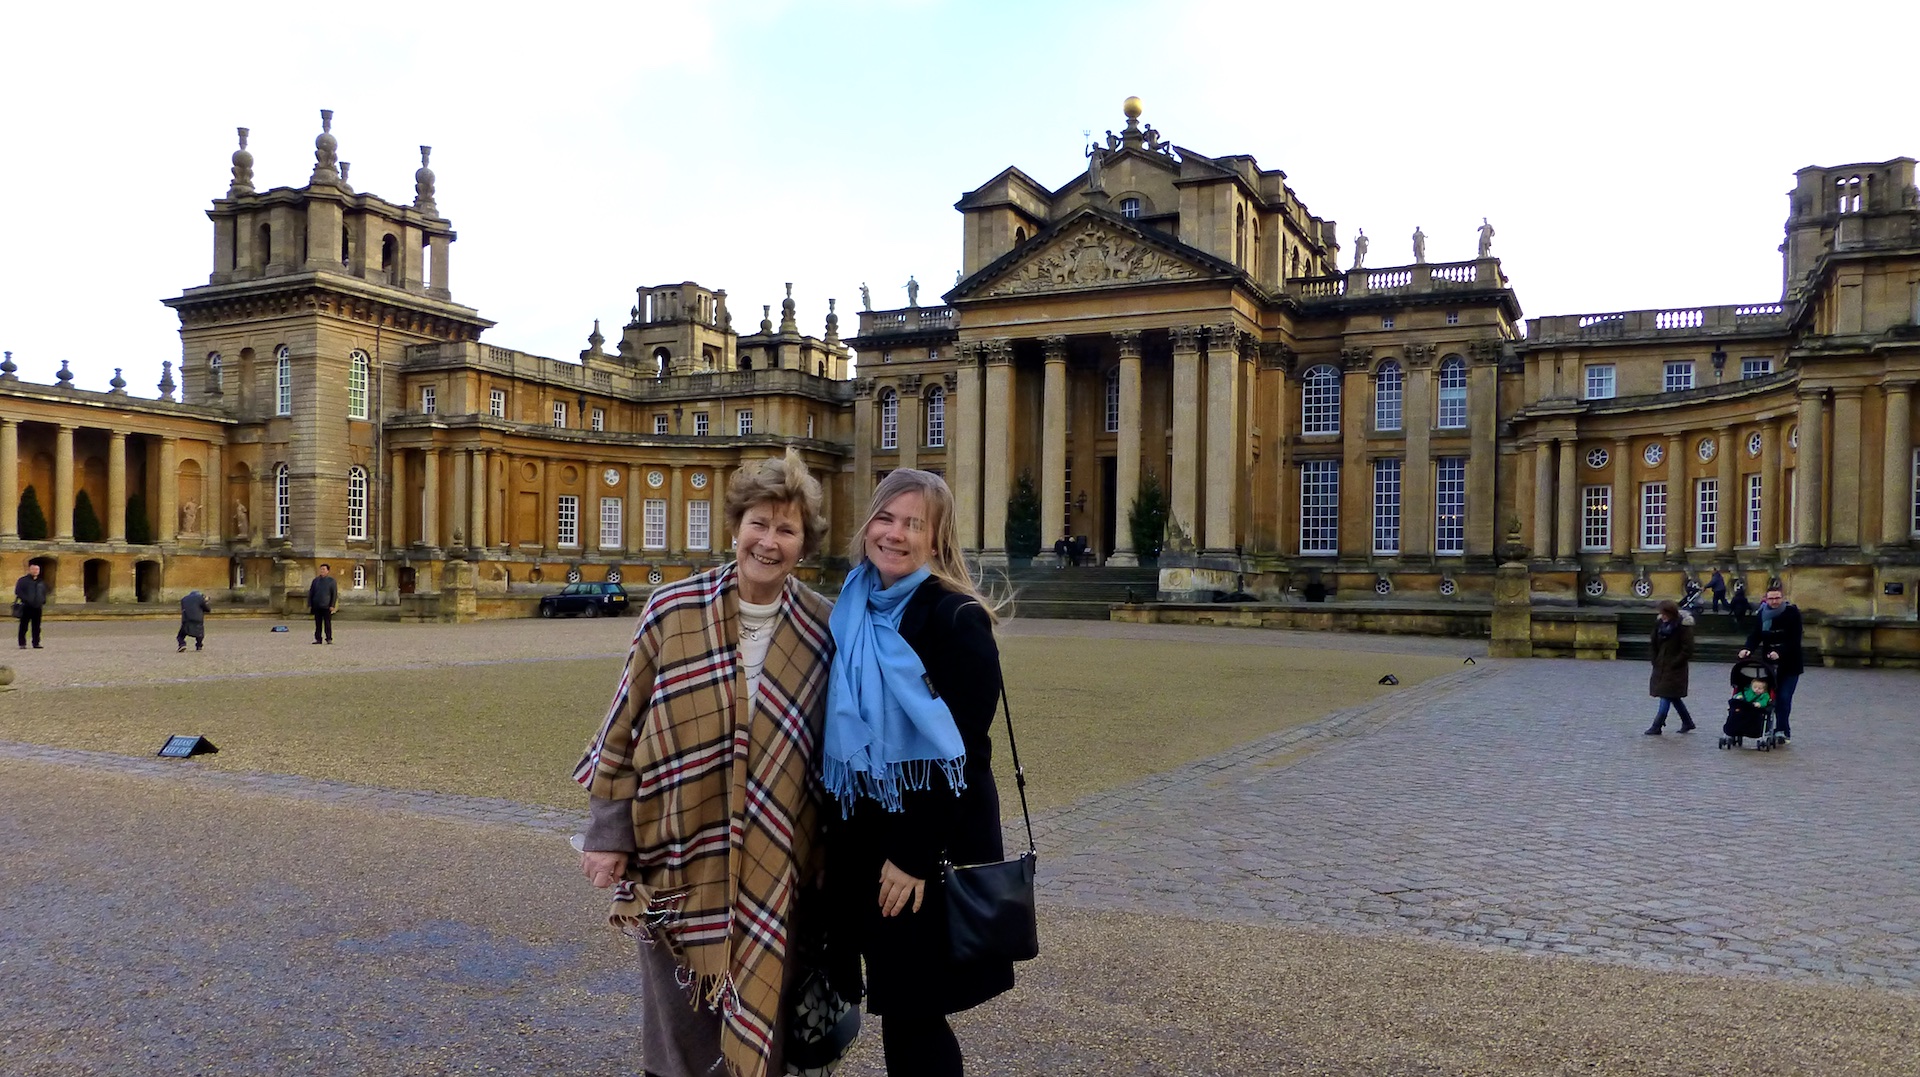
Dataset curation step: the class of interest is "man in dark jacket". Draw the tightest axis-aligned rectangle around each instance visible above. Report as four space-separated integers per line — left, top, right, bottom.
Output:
307 564 339 645
14 562 48 649
177 590 211 652
1740 586 1804 741
1708 568 1728 613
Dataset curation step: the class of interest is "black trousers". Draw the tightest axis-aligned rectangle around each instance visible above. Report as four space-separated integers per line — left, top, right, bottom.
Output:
177 620 205 648
881 1013 963 1077
16 609 42 647
312 608 333 642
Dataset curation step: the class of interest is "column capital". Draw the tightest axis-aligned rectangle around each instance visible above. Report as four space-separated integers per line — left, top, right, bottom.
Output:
1204 322 1237 348
110 429 127 441
982 339 1014 365
1831 385 1867 400
1041 335 1069 362
1340 345 1375 372
955 340 982 364
853 377 875 399
1170 325 1202 352
1110 329 1142 359
1403 342 1436 368
1257 342 1295 372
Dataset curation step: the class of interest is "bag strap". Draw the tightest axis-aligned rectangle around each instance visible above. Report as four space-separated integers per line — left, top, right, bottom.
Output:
998 682 1036 855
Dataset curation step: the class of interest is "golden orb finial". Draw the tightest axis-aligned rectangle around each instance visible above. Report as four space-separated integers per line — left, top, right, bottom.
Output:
1123 96 1143 119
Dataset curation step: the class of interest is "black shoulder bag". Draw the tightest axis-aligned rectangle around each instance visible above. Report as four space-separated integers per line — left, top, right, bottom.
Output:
940 683 1039 964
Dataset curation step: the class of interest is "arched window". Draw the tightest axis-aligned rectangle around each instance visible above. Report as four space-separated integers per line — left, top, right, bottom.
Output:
1235 205 1247 266
1437 356 1468 429
341 225 352 269
1374 361 1403 432
1120 198 1141 220
925 386 946 447
739 352 753 370
347 350 370 419
275 345 292 416
207 352 223 396
879 388 899 450
380 234 398 284
1301 364 1341 434
1105 367 1121 432
1015 226 1028 244
258 223 272 268
652 347 671 378
274 463 290 538
347 467 368 540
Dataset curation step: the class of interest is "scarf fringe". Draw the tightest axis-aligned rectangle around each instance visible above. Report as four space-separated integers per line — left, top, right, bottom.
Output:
824 753 966 815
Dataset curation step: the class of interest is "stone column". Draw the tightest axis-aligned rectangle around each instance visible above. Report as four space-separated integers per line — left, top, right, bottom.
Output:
0 419 17 540
1203 324 1240 553
1041 335 1069 548
107 432 128 542
669 465 685 555
157 436 178 544
1403 353 1434 557
1169 327 1202 544
423 448 441 548
390 450 408 547
853 379 874 501
1829 387 1863 547
1882 382 1913 547
898 383 920 471
1611 437 1632 556
1555 435 1578 560
951 346 983 552
470 449 488 550
451 449 471 549
1760 423 1783 551
204 441 223 545
1714 427 1736 554
980 340 1014 565
1109 331 1143 565
1466 355 1499 556
54 425 75 540
1665 433 1685 556
1531 440 1554 558
1794 392 1825 546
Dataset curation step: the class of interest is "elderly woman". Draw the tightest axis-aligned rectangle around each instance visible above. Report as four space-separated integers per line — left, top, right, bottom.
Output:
825 468 1015 1077
575 448 835 1077
1646 598 1696 735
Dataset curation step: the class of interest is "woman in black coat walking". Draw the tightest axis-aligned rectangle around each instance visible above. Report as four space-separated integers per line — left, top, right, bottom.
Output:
1646 599 1696 734
824 468 1014 1077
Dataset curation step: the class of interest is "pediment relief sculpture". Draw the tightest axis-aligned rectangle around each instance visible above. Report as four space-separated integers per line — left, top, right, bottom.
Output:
982 221 1206 297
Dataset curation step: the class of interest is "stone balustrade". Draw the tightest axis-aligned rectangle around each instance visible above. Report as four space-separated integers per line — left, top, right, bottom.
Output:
1289 259 1505 302
402 341 851 402
854 306 956 338
1529 302 1788 343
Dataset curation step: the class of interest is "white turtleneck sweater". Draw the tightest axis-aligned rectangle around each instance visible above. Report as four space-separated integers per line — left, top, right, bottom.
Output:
737 596 780 702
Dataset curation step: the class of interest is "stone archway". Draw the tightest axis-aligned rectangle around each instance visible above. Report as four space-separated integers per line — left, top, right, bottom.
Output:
134 559 163 603
82 558 110 603
27 555 58 595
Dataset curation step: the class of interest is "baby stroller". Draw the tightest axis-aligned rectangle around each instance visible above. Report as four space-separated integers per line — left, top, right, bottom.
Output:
1680 578 1706 614
1718 657 1784 751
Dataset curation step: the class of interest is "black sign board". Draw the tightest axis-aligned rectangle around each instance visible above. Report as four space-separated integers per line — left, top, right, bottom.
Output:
157 735 218 758
1886 582 1905 596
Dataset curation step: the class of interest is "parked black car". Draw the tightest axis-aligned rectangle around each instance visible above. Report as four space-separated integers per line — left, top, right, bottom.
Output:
538 581 631 618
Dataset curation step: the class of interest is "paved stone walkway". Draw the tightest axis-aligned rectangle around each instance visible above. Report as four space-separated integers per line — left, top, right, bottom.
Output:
1039 657 1920 992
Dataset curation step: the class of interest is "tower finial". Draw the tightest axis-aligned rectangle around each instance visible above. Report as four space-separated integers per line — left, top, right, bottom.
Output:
229 127 255 197
825 298 840 345
414 145 438 213
779 284 798 335
311 109 341 186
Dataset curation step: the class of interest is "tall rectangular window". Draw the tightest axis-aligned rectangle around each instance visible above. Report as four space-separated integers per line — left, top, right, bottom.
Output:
687 499 711 550
552 402 567 428
276 349 292 415
1695 478 1718 548
1912 449 1920 535
1640 482 1668 549
694 411 709 436
591 408 605 432
1741 357 1773 379
643 498 667 550
1300 459 1339 555
1435 456 1466 555
346 467 368 541
1585 365 1615 400
1374 364 1403 432
556 495 579 548
880 392 898 450
1302 366 1341 434
1371 458 1401 555
654 414 669 435
1582 486 1612 551
599 497 622 549
420 385 436 414
808 414 817 440
1746 474 1763 545
738 410 754 435
1436 360 1468 430
274 463 289 538
489 388 505 417
924 391 943 447
1663 361 1695 392
352 564 366 590
1105 370 1120 432
347 352 369 420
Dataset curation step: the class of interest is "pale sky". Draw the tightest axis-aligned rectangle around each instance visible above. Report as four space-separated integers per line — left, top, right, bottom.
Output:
3 0 1917 398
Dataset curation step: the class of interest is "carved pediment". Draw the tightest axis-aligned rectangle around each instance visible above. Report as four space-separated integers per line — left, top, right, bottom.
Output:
980 219 1212 298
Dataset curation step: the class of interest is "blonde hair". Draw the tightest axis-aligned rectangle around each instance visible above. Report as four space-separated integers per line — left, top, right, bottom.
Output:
849 468 1007 622
725 447 828 558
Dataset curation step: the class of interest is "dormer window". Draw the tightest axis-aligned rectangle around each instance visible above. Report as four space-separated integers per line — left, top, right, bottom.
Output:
1121 198 1141 220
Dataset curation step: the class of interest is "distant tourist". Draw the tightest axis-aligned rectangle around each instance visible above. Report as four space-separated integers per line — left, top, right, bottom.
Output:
1739 587 1804 743
177 589 210 652
1645 599 1696 735
307 564 338 645
1708 568 1728 613
13 562 47 649
1729 581 1751 620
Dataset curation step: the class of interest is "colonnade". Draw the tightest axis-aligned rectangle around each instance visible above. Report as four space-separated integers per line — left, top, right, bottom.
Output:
0 418 209 544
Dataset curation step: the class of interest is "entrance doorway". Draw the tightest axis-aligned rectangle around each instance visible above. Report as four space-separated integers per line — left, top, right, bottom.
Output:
1100 457 1118 564
83 559 110 602
134 560 163 602
397 566 417 595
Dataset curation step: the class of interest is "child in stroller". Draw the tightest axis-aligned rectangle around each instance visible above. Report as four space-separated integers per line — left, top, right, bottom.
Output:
1719 658 1784 750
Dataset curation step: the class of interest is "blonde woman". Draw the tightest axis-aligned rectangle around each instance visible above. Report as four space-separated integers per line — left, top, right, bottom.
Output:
575 449 835 1077
823 468 1013 1077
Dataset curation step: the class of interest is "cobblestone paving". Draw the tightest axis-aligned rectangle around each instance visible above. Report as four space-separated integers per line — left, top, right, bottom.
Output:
1038 657 1920 993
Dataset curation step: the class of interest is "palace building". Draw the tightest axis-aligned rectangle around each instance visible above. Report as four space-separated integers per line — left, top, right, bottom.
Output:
4 101 1918 656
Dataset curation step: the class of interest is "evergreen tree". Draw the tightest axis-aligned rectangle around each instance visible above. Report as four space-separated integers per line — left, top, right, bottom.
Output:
1005 468 1042 560
127 493 154 545
73 489 104 542
1128 471 1169 561
16 484 48 541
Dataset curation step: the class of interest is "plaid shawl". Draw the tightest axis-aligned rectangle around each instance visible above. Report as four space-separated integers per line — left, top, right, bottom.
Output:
574 563 835 1077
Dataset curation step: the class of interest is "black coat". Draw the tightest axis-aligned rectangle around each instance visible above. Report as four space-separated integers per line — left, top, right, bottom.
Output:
307 575 338 611
830 579 1015 1017
14 574 48 611
1649 614 1694 698
1745 603 1806 678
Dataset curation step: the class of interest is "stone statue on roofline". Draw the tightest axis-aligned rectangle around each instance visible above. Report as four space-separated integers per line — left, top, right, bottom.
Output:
1478 217 1496 258
904 275 919 306
860 282 872 311
1352 229 1368 270
1412 226 1427 264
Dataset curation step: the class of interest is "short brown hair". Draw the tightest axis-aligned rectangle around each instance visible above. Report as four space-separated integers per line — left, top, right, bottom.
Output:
724 448 828 558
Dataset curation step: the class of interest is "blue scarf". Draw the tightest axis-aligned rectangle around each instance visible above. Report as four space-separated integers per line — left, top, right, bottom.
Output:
821 562 967 815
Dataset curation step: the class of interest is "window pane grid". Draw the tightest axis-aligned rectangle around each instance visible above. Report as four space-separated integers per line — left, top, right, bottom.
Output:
1582 486 1612 551
1302 366 1341 434
687 500 711 550
1695 478 1718 548
556 495 578 548
1664 362 1695 392
1104 369 1120 432
1300 459 1339 554
926 388 945 447
420 386 435 414
1640 482 1668 549
643 499 667 550
1586 365 1615 400
1741 357 1773 380
1372 458 1401 555
489 389 505 417
276 348 292 415
599 497 622 549
591 408 605 432
694 412 709 436
1374 362 1403 432
347 467 367 540
552 402 566 428
1437 360 1467 429
274 464 289 538
1435 456 1466 554
1746 474 1763 545
737 410 753 436
348 351 368 420
880 391 898 449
